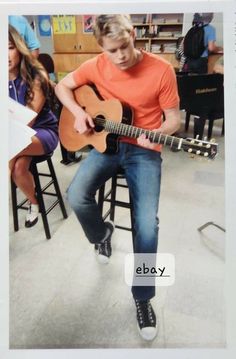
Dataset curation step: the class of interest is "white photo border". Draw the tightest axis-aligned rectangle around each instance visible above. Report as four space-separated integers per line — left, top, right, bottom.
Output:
1 0 236 358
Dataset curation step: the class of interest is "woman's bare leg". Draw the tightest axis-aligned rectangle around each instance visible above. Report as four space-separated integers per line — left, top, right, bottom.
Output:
11 136 45 204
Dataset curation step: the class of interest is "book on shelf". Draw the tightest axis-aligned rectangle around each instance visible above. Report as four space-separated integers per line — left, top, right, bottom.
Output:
130 14 149 24
134 26 148 38
158 31 173 37
165 19 180 24
151 44 162 53
152 17 165 24
163 43 177 53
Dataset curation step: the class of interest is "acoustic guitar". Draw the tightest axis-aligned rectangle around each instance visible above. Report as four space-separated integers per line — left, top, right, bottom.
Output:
59 85 218 159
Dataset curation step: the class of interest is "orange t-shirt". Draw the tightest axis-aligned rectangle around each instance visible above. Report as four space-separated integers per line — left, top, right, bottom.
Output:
72 51 179 152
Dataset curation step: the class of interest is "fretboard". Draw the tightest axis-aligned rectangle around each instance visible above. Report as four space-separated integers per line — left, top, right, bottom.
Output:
94 117 183 150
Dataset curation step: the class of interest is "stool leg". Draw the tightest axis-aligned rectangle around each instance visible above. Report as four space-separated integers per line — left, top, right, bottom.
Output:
110 175 117 221
98 184 105 213
32 163 51 240
47 158 68 219
129 194 135 251
11 179 19 231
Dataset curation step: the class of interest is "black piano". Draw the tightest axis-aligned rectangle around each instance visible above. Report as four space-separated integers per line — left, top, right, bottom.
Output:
176 73 224 139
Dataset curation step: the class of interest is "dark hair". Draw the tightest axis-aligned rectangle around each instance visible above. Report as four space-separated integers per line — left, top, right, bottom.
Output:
192 12 214 26
9 25 56 110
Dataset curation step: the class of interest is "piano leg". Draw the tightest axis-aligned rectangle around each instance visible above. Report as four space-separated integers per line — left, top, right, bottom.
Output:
193 116 206 140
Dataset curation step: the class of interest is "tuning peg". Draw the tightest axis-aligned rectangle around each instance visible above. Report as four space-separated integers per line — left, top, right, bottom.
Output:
195 135 199 140
188 148 193 153
210 138 216 143
204 152 209 157
196 150 201 155
204 136 208 141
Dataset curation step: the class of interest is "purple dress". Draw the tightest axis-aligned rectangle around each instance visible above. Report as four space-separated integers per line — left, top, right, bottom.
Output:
9 75 59 154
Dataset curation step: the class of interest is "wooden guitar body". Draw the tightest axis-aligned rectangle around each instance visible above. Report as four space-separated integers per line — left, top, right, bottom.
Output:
59 85 133 153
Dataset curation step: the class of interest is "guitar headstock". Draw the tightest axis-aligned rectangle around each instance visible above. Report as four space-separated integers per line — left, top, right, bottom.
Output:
182 137 218 159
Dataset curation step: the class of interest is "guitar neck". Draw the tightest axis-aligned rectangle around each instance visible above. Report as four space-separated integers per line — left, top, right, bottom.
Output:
95 117 183 150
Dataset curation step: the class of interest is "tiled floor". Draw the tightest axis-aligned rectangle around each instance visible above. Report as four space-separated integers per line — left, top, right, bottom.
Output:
9 117 225 349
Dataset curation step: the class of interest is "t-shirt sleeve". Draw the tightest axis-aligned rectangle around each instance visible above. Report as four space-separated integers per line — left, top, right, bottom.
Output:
158 65 179 110
72 58 96 87
23 18 41 50
206 25 216 43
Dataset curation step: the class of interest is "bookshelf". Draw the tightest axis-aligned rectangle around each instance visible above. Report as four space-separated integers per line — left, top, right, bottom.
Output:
131 13 183 54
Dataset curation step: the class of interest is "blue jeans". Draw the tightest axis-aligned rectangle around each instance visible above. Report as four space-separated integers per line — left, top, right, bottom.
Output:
67 142 162 300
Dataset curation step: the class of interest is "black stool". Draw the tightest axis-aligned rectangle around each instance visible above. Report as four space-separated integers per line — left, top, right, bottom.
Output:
11 153 68 240
97 169 135 245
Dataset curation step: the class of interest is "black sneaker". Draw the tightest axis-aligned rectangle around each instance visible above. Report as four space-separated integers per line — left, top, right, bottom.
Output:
97 221 115 264
135 299 157 341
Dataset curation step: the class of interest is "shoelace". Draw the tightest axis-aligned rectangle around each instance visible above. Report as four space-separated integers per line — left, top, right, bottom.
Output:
135 300 155 326
99 238 109 256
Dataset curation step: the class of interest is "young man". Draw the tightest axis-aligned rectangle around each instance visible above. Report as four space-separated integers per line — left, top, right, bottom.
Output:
55 14 180 341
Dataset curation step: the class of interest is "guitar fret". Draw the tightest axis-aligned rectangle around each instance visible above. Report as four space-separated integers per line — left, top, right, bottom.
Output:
128 126 132 137
153 131 158 143
163 135 168 146
177 138 183 150
131 126 135 138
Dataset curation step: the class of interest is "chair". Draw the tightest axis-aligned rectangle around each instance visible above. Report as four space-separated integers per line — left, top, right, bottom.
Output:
176 73 224 139
97 169 135 246
11 153 68 240
38 53 80 165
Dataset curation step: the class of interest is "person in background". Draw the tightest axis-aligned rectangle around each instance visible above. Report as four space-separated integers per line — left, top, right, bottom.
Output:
9 15 40 58
9 25 58 227
183 12 223 74
55 14 180 341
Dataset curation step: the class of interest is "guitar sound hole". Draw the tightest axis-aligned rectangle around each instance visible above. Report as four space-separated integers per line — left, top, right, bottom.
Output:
94 115 105 133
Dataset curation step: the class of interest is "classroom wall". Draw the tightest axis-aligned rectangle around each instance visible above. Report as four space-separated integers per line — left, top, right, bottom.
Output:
26 13 223 55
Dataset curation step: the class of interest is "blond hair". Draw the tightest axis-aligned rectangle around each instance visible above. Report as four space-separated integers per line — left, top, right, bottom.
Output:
93 14 133 46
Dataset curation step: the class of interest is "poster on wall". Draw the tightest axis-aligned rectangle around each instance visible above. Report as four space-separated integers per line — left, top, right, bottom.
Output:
82 15 95 33
38 15 51 36
52 15 76 34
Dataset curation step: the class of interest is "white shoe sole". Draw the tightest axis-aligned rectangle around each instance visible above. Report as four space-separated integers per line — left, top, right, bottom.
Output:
97 254 110 264
137 324 157 341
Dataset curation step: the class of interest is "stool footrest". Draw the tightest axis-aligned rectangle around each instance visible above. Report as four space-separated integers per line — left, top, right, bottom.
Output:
115 225 132 232
45 199 60 215
11 156 68 240
98 172 134 246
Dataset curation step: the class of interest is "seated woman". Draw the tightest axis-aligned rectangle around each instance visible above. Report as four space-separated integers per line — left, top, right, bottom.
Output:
9 25 59 228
